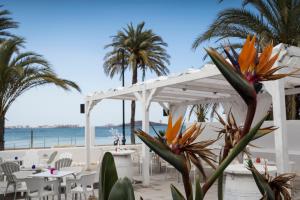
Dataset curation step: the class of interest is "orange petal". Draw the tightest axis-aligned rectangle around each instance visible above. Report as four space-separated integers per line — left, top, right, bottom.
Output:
238 35 251 72
165 114 173 144
171 116 183 140
248 36 257 69
259 53 279 75
180 123 197 145
257 44 273 73
239 35 256 73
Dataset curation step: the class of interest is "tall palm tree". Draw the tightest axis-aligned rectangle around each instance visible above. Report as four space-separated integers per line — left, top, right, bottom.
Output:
188 103 219 122
0 5 18 42
0 38 81 150
193 0 300 119
104 22 170 144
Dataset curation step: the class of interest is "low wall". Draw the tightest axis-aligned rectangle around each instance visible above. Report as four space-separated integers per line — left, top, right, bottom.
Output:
1 120 300 172
0 144 142 166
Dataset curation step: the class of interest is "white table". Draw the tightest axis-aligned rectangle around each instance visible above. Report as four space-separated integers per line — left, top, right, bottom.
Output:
110 150 134 180
13 171 35 181
224 163 277 200
31 170 78 200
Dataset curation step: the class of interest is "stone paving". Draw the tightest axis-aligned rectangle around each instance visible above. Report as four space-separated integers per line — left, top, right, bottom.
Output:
133 174 217 200
0 174 218 200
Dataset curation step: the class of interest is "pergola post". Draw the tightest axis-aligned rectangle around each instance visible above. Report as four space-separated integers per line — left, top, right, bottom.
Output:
265 80 289 173
169 103 187 123
85 100 91 170
142 95 150 185
135 88 157 186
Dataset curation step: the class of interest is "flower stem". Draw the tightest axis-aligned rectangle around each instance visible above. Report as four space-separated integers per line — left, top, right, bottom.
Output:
182 172 193 200
241 100 257 137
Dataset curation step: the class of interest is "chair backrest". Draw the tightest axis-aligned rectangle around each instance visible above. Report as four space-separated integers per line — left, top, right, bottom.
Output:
59 152 72 159
47 151 58 165
25 177 59 197
79 173 96 191
1 162 20 183
55 158 72 170
24 177 44 195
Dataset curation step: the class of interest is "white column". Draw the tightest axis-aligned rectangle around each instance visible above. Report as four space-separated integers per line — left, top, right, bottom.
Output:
169 103 187 123
142 90 150 185
91 126 95 147
265 80 289 173
85 101 91 170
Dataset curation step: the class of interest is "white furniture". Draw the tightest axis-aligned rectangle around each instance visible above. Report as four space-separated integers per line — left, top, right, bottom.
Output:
59 152 73 159
31 170 78 200
55 158 72 170
24 177 59 200
110 150 134 180
1 161 27 200
224 163 277 200
66 172 96 200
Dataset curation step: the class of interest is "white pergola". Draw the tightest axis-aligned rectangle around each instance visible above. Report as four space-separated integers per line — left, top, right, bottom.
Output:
84 43 300 185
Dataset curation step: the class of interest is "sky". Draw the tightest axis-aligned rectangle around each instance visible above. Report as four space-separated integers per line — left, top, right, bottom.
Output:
2 0 241 126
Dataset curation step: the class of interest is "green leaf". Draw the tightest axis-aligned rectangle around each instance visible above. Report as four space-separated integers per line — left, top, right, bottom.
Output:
135 130 187 174
195 177 204 200
252 127 276 141
170 184 185 200
100 152 119 200
217 175 223 200
205 48 256 105
247 160 275 200
108 177 136 200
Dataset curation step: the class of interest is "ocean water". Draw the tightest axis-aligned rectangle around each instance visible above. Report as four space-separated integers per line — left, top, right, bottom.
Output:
4 125 167 149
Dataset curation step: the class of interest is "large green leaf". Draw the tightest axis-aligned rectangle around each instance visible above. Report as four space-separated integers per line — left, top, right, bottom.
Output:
217 175 223 200
100 152 119 200
252 127 277 141
205 48 256 105
135 130 187 174
247 160 275 200
170 184 185 200
108 177 135 200
195 177 203 200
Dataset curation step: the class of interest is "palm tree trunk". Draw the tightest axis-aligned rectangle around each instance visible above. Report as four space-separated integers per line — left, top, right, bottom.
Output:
286 95 297 120
0 115 5 150
130 65 138 144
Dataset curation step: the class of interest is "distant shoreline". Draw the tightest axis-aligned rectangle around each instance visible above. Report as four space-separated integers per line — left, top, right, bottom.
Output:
6 120 167 129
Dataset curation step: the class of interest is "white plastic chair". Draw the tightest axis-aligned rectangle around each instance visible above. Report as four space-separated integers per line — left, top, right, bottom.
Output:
24 177 59 200
59 152 73 159
55 158 72 170
1 161 26 200
66 172 96 200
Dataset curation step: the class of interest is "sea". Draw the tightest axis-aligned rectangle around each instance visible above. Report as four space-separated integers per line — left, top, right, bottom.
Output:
4 125 167 149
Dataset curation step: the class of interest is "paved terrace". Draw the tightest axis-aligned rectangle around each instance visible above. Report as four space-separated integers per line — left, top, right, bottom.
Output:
1 164 299 200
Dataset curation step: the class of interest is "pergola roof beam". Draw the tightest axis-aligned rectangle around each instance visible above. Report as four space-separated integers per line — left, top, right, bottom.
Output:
168 84 237 95
162 88 232 98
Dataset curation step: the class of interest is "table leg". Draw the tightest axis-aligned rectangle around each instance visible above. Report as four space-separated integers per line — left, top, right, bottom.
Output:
58 178 61 200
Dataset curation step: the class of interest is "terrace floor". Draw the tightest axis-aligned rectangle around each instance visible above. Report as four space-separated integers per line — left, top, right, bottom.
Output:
0 174 218 200
133 174 217 200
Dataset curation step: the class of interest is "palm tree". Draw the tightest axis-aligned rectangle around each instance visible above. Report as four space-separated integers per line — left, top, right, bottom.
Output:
0 38 81 150
0 5 18 42
193 0 300 119
188 103 219 122
104 22 170 144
